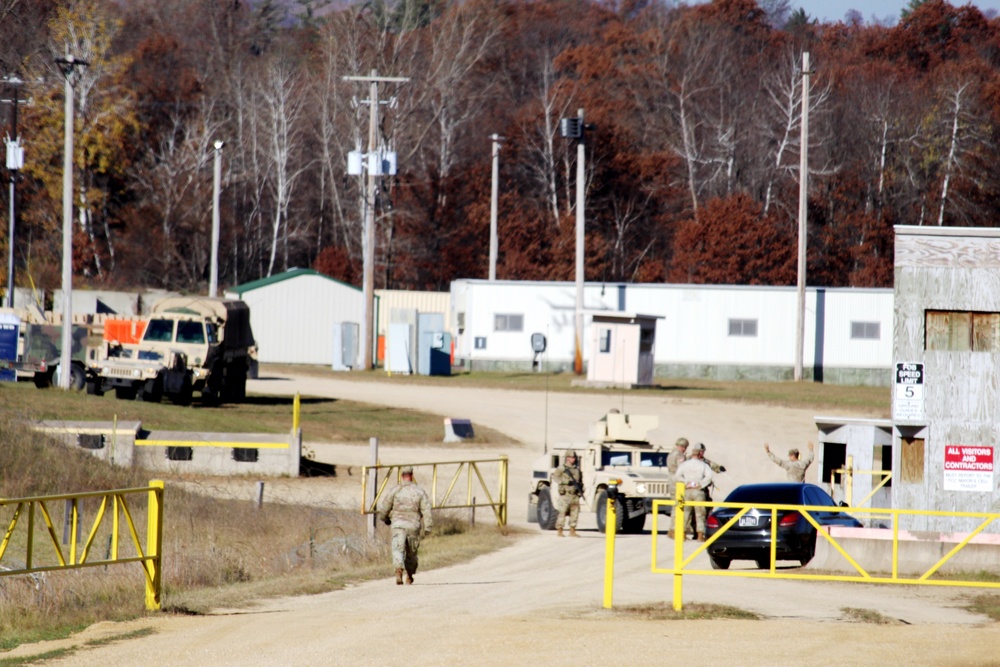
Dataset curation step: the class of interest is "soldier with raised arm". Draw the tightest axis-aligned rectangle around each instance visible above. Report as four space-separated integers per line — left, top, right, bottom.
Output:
765 441 815 483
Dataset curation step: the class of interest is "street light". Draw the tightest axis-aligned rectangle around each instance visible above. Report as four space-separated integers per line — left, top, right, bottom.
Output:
209 140 224 298
561 109 590 376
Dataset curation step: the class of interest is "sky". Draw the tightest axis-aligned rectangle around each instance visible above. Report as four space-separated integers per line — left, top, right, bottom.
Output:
792 0 1000 24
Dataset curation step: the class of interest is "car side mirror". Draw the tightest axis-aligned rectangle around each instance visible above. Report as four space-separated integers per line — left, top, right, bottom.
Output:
838 501 849 508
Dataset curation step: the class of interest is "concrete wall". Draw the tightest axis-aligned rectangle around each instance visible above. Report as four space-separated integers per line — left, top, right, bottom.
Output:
33 421 300 478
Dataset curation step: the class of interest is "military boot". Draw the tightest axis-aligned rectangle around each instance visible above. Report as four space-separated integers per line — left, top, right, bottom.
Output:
556 526 564 537
405 572 414 585
395 568 404 585
569 528 580 537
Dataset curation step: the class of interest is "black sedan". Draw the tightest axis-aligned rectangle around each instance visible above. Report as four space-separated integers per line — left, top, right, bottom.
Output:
704 483 862 570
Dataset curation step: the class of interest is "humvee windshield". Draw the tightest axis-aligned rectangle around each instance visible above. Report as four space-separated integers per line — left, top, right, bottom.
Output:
639 452 668 467
177 320 206 344
144 319 174 342
603 452 632 467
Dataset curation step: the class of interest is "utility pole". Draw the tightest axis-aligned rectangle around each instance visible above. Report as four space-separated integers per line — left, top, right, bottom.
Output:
575 108 586 376
489 134 503 281
343 70 407 371
209 140 224 298
55 54 88 390
2 75 27 309
795 52 811 383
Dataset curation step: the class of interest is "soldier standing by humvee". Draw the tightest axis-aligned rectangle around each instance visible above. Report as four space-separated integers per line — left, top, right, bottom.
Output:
672 443 713 541
764 441 815 482
667 437 689 478
555 450 584 537
377 465 433 585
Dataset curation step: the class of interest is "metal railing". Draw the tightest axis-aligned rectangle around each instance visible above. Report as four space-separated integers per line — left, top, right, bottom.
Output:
832 455 892 509
362 457 508 526
602 482 1000 611
0 481 164 610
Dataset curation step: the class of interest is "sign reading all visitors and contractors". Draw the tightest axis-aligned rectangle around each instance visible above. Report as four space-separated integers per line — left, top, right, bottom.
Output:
943 445 994 492
893 362 924 421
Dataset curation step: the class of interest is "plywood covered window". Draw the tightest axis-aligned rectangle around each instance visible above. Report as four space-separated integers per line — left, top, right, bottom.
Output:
900 437 924 483
926 311 1000 351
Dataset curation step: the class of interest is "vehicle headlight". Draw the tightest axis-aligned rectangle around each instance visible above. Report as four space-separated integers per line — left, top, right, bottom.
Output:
131 369 141 378
102 366 109 375
636 483 647 495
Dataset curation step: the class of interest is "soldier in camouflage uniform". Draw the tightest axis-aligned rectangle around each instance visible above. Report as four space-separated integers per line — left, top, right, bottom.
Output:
764 441 815 482
377 465 433 585
672 443 713 541
555 450 584 537
667 437 689 479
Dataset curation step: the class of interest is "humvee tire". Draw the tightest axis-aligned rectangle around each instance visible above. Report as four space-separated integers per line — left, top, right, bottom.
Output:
536 487 558 530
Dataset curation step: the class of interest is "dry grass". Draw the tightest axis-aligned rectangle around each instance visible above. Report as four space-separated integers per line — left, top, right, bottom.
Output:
606 601 760 621
840 607 898 624
965 594 1000 622
0 413 521 651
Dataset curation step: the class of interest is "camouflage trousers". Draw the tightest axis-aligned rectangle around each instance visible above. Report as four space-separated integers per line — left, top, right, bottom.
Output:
683 487 708 535
556 493 581 529
391 527 422 574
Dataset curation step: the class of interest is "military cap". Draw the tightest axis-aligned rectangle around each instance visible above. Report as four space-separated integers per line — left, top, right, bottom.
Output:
675 437 689 448
400 465 414 474
565 449 577 457
690 442 706 452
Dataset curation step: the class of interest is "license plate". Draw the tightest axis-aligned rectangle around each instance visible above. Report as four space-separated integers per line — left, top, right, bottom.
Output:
738 516 758 527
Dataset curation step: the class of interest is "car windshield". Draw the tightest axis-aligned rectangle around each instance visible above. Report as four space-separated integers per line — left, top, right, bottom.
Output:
725 485 803 505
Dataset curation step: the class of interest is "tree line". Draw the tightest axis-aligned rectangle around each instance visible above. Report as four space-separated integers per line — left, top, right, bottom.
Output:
0 0 997 296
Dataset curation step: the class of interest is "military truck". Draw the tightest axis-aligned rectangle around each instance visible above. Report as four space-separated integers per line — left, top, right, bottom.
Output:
0 306 102 390
528 412 674 534
87 296 256 405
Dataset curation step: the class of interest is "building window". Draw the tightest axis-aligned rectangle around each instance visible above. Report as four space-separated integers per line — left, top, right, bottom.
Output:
474 337 487 349
640 327 655 353
728 319 758 337
900 437 924 483
599 329 611 353
851 321 880 340
494 314 524 332
926 311 1000 352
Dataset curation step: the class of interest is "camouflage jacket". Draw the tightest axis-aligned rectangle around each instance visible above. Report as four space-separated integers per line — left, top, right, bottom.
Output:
556 465 584 497
666 447 687 476
377 480 433 531
768 450 814 483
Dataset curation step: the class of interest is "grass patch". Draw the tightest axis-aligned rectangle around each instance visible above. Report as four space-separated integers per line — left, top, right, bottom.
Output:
608 601 760 621
841 607 897 624
264 364 891 415
0 379 516 445
965 594 1000 621
83 627 156 648
0 647 76 666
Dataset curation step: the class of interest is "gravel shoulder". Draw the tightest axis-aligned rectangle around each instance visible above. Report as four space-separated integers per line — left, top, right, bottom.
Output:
7 372 998 666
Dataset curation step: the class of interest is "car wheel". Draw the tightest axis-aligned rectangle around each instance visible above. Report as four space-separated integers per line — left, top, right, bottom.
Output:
536 487 558 531
754 557 770 570
799 533 817 567
709 555 731 570
595 490 609 533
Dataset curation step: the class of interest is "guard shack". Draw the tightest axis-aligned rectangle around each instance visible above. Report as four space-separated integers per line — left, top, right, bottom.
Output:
586 312 659 387
815 417 894 519
892 226 1000 533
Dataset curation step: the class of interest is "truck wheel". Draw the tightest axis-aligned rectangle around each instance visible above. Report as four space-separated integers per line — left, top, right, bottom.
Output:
536 487 558 530
86 380 104 396
170 374 193 406
115 385 138 400
140 377 162 403
33 370 53 389
596 490 609 533
68 364 86 391
624 507 646 534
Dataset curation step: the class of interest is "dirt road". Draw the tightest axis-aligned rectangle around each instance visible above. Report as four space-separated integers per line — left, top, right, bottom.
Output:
9 372 1000 666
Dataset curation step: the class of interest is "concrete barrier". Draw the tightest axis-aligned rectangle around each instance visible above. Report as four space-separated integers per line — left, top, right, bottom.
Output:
809 525 1000 575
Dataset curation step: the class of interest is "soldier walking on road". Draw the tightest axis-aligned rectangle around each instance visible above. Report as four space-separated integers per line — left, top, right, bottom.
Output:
672 443 713 541
377 465 433 585
765 442 815 482
555 450 584 537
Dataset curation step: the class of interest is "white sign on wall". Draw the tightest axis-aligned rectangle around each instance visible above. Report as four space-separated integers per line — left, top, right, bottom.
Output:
943 445 994 492
893 362 924 421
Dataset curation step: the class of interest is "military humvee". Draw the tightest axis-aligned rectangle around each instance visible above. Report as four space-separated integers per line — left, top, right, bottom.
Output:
528 412 674 534
87 297 256 404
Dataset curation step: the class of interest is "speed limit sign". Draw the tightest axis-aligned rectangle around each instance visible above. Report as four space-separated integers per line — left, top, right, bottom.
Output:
894 362 924 421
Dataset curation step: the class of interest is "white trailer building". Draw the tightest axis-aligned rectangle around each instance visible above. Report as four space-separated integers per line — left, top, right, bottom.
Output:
450 279 893 385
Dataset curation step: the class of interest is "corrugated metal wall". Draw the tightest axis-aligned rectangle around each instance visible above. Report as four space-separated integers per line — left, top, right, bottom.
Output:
375 289 450 335
228 274 365 365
